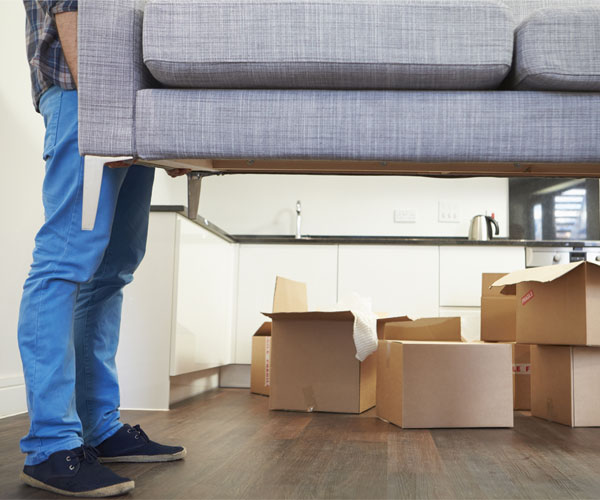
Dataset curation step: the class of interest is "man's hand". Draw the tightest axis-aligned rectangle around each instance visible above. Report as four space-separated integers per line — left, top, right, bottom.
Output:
166 168 192 178
55 12 78 86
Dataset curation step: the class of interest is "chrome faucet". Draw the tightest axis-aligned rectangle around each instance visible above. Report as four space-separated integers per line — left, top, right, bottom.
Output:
295 200 302 239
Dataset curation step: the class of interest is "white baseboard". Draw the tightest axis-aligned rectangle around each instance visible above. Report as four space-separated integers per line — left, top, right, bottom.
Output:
119 407 170 412
169 368 220 406
0 376 27 419
219 364 250 388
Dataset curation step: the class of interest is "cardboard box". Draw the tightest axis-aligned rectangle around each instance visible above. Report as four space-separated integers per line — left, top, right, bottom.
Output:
264 277 377 414
531 345 600 427
513 344 531 411
250 277 309 397
377 316 462 342
492 261 600 346
377 340 513 428
250 322 271 396
481 273 517 342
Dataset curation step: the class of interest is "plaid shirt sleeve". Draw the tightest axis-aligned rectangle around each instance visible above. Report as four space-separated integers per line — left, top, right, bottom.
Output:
24 1 78 112
39 1 78 15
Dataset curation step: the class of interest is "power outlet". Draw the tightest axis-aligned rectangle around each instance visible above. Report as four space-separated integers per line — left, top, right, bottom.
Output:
394 208 417 223
438 201 460 223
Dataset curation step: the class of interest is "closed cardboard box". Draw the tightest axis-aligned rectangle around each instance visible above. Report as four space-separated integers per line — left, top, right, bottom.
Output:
481 273 516 342
531 345 600 427
513 344 531 411
492 262 600 346
250 322 272 396
378 316 461 342
264 276 376 414
377 340 513 428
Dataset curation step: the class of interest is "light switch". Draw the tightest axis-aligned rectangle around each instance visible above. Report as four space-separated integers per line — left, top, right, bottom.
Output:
438 201 460 223
394 208 417 223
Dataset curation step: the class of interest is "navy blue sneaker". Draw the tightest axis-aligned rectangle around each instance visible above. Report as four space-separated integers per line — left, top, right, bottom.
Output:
21 445 134 497
95 424 186 463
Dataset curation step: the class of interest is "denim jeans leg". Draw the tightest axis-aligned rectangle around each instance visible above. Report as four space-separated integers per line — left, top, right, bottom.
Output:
74 164 155 447
17 87 129 466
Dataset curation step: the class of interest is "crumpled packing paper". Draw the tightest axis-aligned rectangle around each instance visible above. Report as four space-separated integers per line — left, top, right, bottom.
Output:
338 293 379 362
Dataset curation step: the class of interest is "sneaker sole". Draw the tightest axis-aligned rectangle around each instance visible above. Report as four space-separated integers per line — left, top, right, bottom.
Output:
20 472 135 498
98 447 187 463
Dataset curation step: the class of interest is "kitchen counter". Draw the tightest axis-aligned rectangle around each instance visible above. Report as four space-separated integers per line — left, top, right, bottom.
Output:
230 235 600 247
150 206 600 247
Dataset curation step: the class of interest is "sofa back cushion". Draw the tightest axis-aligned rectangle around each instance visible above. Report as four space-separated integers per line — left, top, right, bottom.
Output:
143 0 514 91
512 7 600 91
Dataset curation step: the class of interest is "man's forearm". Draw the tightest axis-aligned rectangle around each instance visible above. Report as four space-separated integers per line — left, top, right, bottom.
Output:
55 12 78 87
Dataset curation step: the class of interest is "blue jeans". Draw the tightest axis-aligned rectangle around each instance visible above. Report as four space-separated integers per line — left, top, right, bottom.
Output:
17 86 155 466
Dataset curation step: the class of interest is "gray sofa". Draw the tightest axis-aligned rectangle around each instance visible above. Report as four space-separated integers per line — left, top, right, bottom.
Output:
77 0 600 220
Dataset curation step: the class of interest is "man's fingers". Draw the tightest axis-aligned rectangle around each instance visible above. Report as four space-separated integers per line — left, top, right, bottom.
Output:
106 159 135 168
166 168 192 178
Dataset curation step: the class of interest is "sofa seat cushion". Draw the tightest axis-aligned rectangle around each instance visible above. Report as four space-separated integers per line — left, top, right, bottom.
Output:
512 7 600 91
143 0 514 90
135 89 600 163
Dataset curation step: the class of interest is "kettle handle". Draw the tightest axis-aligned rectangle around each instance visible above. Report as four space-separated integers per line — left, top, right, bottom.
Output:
485 216 500 238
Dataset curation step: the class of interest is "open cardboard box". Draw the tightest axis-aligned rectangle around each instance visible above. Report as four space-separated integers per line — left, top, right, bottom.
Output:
262 276 407 413
492 261 600 346
376 340 513 428
250 322 272 396
258 277 465 410
481 272 516 342
531 345 600 427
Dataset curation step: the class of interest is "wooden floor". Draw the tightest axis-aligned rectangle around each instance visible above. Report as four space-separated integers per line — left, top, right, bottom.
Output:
2 389 600 499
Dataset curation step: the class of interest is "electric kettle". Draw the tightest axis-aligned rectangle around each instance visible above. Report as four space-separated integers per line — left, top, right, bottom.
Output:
468 215 499 241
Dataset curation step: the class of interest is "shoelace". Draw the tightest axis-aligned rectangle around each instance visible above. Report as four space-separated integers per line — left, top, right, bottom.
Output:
68 445 99 465
129 424 150 442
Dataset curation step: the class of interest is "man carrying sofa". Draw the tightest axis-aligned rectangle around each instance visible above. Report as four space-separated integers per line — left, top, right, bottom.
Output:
19 1 189 496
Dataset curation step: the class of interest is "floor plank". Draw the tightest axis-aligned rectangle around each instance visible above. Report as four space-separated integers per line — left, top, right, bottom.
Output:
1 390 600 499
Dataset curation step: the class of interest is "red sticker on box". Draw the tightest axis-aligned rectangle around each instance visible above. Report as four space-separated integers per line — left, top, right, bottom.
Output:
521 290 534 306
513 363 531 374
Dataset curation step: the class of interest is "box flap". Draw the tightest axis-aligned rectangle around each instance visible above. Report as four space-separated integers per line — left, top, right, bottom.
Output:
381 317 461 342
376 316 410 339
263 310 356 322
272 276 308 313
387 340 467 346
482 273 516 297
253 322 272 337
491 261 598 288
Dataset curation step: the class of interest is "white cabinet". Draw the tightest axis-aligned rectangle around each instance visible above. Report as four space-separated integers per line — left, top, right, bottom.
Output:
439 246 525 307
170 216 236 376
118 212 236 409
234 244 338 363
439 307 481 342
121 220 529 409
118 212 176 410
338 245 439 318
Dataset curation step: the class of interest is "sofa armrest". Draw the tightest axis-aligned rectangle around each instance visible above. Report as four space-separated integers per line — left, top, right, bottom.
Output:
78 0 156 157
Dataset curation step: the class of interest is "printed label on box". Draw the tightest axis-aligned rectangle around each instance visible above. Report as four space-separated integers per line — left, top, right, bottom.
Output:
264 337 271 387
513 363 531 374
521 290 534 306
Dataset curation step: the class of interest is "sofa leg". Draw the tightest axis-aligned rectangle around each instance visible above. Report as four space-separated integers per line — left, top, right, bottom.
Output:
82 156 105 231
187 171 204 220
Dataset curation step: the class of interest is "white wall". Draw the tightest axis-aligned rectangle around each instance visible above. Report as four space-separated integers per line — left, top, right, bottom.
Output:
0 1 45 417
153 174 510 238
